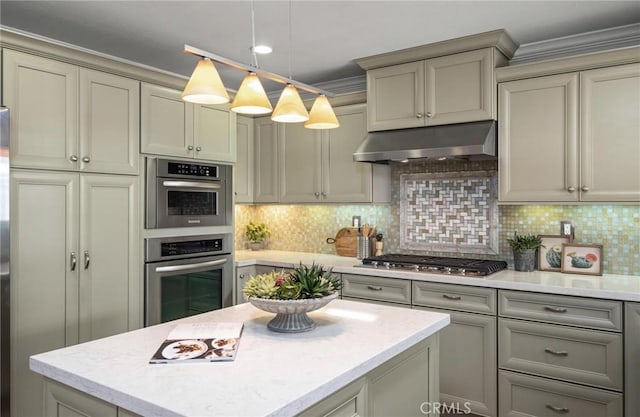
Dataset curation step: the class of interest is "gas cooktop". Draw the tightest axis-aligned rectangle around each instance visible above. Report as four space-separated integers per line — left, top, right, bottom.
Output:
358 254 508 277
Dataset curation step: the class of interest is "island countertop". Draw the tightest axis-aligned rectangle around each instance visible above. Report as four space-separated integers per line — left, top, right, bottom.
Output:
30 300 449 417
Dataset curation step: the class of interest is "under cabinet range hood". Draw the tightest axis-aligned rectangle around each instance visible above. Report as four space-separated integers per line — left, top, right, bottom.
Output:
353 120 498 164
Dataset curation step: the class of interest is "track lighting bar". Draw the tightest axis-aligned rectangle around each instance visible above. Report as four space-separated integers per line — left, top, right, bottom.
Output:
184 44 336 98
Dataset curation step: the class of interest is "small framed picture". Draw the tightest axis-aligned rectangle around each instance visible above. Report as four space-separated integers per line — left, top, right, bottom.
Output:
561 244 603 276
538 235 572 271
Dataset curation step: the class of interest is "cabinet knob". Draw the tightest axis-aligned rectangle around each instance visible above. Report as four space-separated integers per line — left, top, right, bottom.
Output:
82 156 90 163
196 146 202 152
581 186 589 192
70 155 78 162
415 113 423 118
187 145 194 151
567 186 576 193
426 112 433 118
321 192 327 198
314 192 320 197
239 274 246 279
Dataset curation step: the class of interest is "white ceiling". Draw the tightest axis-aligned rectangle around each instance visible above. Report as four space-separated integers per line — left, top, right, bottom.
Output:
2 1 639 93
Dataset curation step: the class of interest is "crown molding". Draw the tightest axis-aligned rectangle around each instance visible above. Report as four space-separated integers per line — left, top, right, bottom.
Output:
511 23 640 65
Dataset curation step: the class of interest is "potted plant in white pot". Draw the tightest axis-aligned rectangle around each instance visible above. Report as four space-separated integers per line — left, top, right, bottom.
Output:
507 232 543 272
245 221 270 251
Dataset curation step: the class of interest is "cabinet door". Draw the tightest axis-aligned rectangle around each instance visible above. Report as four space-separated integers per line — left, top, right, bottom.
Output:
415 306 497 417
44 379 117 417
10 170 79 417
194 103 236 162
79 69 139 174
626 302 640 417
235 115 254 203
79 174 140 343
253 117 279 203
235 266 256 305
3 50 79 170
498 73 579 202
425 48 494 126
140 83 193 158
322 104 372 203
580 63 640 202
366 61 425 131
278 122 322 203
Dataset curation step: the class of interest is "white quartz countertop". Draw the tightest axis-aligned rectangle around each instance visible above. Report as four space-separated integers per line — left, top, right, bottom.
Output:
236 250 640 302
30 300 449 417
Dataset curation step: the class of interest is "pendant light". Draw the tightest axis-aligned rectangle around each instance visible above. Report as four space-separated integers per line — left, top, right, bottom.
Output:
305 94 340 129
231 1 273 115
271 1 309 123
182 58 230 104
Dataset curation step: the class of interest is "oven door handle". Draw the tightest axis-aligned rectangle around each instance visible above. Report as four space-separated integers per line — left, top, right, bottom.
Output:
162 180 222 190
155 258 228 273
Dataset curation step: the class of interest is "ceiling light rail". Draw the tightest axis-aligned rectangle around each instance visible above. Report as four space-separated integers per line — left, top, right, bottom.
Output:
184 44 336 98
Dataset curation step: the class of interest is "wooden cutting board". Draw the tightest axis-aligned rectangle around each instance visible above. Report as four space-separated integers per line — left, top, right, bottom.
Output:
331 227 358 257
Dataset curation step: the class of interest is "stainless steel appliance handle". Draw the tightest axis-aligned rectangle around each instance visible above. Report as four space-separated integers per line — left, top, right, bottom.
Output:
155 258 228 273
162 180 221 190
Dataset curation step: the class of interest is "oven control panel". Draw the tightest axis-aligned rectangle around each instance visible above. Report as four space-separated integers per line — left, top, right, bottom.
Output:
145 233 232 263
167 162 218 178
161 238 223 257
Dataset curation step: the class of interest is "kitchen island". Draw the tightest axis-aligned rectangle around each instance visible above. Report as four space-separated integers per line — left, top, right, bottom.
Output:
30 299 449 417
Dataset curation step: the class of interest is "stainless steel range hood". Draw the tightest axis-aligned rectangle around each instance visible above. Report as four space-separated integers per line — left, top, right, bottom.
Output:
353 120 497 163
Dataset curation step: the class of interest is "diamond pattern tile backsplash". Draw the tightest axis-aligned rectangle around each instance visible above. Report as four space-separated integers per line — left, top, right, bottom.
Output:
235 159 640 275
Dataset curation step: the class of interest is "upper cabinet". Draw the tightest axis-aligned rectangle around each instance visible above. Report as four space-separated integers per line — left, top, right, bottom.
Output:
242 105 390 204
140 83 236 162
365 49 504 132
3 50 139 174
499 62 640 203
234 115 254 203
279 104 390 204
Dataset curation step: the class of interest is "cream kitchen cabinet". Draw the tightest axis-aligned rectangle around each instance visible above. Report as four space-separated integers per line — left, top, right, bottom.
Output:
279 104 390 203
626 302 640 417
253 116 280 203
499 63 640 202
413 282 498 417
3 49 140 174
234 115 254 203
140 83 236 162
10 170 140 417
44 379 141 417
365 49 499 132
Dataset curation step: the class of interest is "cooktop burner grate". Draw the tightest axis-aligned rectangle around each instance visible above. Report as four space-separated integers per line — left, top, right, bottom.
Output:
360 254 508 276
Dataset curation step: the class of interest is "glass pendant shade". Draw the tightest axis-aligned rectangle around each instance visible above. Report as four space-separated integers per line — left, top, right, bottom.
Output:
304 94 340 129
230 72 273 114
182 58 230 104
271 84 309 123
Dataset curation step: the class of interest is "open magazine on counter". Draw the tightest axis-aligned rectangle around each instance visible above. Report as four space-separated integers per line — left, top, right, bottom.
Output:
149 322 244 364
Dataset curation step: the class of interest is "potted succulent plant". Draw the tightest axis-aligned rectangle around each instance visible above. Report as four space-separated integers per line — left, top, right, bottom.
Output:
243 263 342 332
245 221 270 251
507 232 543 272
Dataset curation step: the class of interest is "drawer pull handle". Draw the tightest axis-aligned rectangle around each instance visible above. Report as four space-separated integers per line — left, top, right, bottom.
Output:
544 348 568 356
544 306 568 313
546 404 569 413
442 294 461 300
367 286 383 291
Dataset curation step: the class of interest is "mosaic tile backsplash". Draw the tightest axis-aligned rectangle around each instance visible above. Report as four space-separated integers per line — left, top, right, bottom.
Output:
400 171 499 254
236 160 640 275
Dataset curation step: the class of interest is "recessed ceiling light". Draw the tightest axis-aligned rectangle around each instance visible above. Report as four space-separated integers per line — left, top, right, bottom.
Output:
252 45 272 54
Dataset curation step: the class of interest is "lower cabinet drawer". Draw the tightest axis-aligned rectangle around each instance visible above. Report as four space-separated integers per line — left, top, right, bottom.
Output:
341 274 411 305
413 281 496 314
499 318 623 391
499 371 622 417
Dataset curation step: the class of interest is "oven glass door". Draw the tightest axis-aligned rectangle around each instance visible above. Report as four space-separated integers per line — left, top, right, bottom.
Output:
145 254 233 326
156 179 225 228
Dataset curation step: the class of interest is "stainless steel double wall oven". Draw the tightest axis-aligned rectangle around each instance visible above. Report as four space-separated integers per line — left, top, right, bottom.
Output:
144 158 234 326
